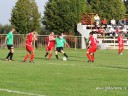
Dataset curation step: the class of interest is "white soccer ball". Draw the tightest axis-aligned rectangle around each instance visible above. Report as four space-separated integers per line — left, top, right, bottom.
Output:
63 57 67 61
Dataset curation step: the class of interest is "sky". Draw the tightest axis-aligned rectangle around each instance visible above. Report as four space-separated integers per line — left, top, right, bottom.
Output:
0 0 48 25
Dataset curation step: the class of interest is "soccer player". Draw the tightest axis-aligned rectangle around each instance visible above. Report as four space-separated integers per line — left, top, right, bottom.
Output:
55 33 70 60
45 32 56 60
117 33 124 55
4 27 15 61
23 28 37 63
86 32 97 62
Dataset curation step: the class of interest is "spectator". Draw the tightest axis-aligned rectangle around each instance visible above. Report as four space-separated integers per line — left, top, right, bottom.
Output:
102 18 107 28
123 18 127 25
118 18 124 27
111 18 116 28
94 14 100 26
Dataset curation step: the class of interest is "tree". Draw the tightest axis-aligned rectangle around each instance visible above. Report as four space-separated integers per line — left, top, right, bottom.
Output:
43 0 87 34
10 0 41 34
89 0 126 21
124 0 128 14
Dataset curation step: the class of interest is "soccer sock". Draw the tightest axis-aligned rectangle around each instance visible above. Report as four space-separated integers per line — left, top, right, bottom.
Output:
63 53 68 58
91 54 95 61
45 52 48 57
24 54 30 61
55 55 59 59
10 53 13 60
121 48 124 53
86 53 91 61
48 54 52 60
6 52 11 59
30 54 35 61
118 49 121 54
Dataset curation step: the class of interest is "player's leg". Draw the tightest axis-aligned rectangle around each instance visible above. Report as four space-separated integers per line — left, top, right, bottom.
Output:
90 53 94 62
55 47 59 59
86 51 92 62
48 47 54 60
24 46 31 62
118 46 121 54
90 48 96 62
9 47 14 61
6 45 12 60
60 48 69 59
86 48 92 62
45 46 49 57
30 49 35 62
24 51 30 62
120 46 124 54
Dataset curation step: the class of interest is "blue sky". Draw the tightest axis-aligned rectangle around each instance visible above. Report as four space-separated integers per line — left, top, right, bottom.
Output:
0 0 48 25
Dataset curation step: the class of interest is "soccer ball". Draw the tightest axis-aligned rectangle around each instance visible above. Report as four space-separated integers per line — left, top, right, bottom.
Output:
63 57 67 61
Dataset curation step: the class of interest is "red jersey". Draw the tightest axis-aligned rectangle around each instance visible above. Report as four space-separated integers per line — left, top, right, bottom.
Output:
47 35 55 47
26 32 33 46
118 36 124 46
89 35 97 48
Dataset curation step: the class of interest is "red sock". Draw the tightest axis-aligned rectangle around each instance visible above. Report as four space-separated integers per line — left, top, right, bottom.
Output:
86 53 91 61
91 54 94 61
118 49 121 54
121 48 124 53
30 54 34 61
24 54 30 61
48 54 52 60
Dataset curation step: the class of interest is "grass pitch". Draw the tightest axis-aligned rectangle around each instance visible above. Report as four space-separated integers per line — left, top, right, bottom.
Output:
0 48 128 96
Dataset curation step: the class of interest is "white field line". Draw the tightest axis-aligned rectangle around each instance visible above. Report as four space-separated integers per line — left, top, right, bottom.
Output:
0 88 46 96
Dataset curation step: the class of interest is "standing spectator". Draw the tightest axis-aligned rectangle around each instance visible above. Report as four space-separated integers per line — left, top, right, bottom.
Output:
4 27 15 61
111 18 116 28
118 18 124 27
94 14 100 26
123 18 127 25
102 18 107 28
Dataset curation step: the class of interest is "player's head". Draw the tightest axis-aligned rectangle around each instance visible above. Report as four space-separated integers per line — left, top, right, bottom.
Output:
58 33 62 38
50 32 54 36
11 27 15 33
118 32 123 36
89 31 94 36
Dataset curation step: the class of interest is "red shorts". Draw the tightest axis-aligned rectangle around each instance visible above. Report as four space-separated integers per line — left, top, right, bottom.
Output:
26 45 34 52
46 46 54 51
88 46 97 53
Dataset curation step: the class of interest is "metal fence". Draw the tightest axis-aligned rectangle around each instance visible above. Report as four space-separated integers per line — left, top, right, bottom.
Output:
1 34 128 50
0 34 82 49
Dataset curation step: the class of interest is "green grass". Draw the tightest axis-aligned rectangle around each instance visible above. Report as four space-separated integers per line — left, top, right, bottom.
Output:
0 48 128 96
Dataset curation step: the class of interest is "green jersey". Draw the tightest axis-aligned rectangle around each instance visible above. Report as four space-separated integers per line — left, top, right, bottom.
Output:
55 38 66 47
6 32 13 45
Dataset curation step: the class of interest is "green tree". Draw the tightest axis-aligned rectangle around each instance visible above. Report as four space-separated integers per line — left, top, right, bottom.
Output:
10 0 41 34
89 0 126 21
43 0 87 34
124 0 128 14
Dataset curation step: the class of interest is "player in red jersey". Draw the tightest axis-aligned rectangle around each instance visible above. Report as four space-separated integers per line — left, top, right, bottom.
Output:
86 32 98 62
117 33 124 55
45 32 56 60
23 28 37 63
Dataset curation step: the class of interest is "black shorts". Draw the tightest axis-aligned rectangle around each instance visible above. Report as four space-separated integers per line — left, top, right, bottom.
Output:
7 45 14 50
56 47 63 52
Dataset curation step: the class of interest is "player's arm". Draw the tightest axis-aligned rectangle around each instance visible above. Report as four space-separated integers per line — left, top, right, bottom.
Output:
4 36 7 45
65 42 70 48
